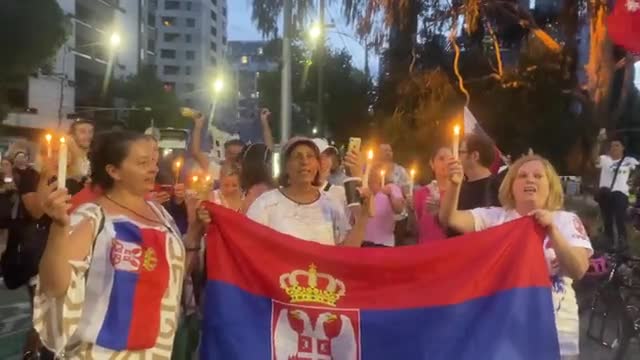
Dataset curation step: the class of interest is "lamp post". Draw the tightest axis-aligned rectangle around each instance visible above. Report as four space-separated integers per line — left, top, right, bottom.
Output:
208 77 225 126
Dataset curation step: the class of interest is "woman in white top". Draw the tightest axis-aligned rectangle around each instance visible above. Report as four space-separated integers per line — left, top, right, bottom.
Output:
209 164 243 211
438 154 592 360
246 137 369 246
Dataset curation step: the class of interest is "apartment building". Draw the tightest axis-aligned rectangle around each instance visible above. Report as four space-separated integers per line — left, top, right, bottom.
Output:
152 0 228 111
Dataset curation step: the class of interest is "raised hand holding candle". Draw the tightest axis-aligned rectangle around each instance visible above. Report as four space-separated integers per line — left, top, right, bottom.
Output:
409 168 416 197
362 149 373 188
57 136 67 189
453 124 461 159
45 133 52 158
174 159 182 184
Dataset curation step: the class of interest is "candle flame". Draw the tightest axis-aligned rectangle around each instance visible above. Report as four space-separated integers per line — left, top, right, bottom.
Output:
410 168 416 177
380 170 385 176
175 160 181 168
205 175 211 182
45 133 52 142
453 125 460 135
59 136 66 144
367 150 373 160
192 175 199 182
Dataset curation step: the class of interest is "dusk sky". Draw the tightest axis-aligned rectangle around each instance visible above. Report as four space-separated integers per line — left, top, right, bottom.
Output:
227 1 378 76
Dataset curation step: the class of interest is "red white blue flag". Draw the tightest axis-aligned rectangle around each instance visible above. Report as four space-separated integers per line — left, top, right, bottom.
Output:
202 204 560 359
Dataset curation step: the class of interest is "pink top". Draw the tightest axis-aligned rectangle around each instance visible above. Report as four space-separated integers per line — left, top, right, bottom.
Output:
364 184 403 247
413 182 448 243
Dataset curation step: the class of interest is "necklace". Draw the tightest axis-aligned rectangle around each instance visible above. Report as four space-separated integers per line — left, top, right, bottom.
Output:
104 195 165 226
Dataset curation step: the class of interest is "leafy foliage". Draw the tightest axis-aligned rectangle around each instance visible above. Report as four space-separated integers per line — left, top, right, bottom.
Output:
111 66 186 132
257 39 370 143
0 0 69 120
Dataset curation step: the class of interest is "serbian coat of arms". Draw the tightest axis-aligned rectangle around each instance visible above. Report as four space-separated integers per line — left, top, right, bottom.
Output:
272 264 361 360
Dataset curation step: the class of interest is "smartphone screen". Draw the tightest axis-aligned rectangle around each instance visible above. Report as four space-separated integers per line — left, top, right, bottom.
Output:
347 137 362 154
4 177 12 184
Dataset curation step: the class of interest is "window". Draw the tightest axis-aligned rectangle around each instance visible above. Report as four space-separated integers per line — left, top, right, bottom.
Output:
185 34 192 43
222 7 227 17
241 56 248 64
163 33 180 42
165 0 180 10
185 66 192 75
184 83 195 91
210 56 217 66
186 18 196 27
210 0 217 5
184 98 193 107
147 39 156 52
258 47 264 55
210 10 217 21
161 17 176 26
163 65 180 75
160 49 176 59
210 27 217 36
185 50 195 60
185 1 192 10
210 42 217 52
147 13 156 27
222 36 227 45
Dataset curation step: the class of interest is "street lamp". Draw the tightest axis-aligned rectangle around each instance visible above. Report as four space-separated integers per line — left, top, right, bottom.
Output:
213 78 224 93
109 32 121 49
309 23 322 42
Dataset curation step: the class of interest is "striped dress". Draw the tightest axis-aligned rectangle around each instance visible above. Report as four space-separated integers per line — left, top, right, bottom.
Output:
33 202 186 359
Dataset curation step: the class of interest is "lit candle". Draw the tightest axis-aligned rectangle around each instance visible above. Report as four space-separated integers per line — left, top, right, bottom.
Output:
192 175 199 185
380 169 385 189
57 136 67 189
453 125 461 159
174 159 182 184
45 133 52 158
362 149 373 188
409 168 416 197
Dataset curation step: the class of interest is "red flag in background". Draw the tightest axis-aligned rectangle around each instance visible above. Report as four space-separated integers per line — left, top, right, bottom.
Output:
608 0 640 53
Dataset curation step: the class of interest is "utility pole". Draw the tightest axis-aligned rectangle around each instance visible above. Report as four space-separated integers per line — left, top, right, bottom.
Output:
280 0 293 144
364 41 370 82
316 0 326 138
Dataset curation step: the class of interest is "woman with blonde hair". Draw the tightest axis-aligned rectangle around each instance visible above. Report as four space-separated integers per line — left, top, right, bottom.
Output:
438 154 592 359
209 163 243 211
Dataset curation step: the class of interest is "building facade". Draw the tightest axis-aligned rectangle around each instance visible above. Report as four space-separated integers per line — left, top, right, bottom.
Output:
4 0 141 131
152 0 228 111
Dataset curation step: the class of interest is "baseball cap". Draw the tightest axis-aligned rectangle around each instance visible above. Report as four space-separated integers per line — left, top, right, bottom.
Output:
312 138 339 155
282 136 320 159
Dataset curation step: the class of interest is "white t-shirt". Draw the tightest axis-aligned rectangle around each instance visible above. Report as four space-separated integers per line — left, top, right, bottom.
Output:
470 207 593 356
597 155 639 195
321 182 347 209
246 189 351 246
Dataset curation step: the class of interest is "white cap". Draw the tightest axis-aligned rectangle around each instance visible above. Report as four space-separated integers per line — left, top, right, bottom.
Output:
312 138 338 155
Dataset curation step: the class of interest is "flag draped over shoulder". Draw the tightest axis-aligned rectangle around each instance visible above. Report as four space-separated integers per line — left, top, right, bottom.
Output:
202 203 560 360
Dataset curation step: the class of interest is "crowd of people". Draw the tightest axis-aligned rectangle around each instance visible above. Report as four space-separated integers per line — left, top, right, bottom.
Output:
0 107 636 360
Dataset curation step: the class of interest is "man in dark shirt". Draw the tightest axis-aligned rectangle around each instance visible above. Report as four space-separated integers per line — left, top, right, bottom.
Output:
458 134 501 210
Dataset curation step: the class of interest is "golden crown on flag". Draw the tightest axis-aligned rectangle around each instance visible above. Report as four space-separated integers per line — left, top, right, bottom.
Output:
279 264 346 307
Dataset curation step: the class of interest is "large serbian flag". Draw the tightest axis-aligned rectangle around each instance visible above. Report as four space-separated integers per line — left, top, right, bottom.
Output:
202 204 560 359
608 0 640 54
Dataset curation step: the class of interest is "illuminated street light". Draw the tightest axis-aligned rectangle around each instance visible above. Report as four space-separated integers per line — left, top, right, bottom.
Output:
213 78 224 93
309 23 322 41
109 32 121 49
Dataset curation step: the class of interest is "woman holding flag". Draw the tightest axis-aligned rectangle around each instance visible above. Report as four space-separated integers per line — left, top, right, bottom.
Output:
438 154 592 359
244 137 370 247
35 131 207 358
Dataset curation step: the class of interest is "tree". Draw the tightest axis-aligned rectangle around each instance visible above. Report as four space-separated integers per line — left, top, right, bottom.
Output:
256 39 370 143
111 66 185 132
0 0 69 120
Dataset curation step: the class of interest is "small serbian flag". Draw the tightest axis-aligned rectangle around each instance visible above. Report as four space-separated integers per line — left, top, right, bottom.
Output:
202 204 560 359
464 107 506 174
608 0 640 54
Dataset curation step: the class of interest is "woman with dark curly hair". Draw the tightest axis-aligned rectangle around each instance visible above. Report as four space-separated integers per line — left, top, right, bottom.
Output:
36 131 206 358
239 142 274 213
